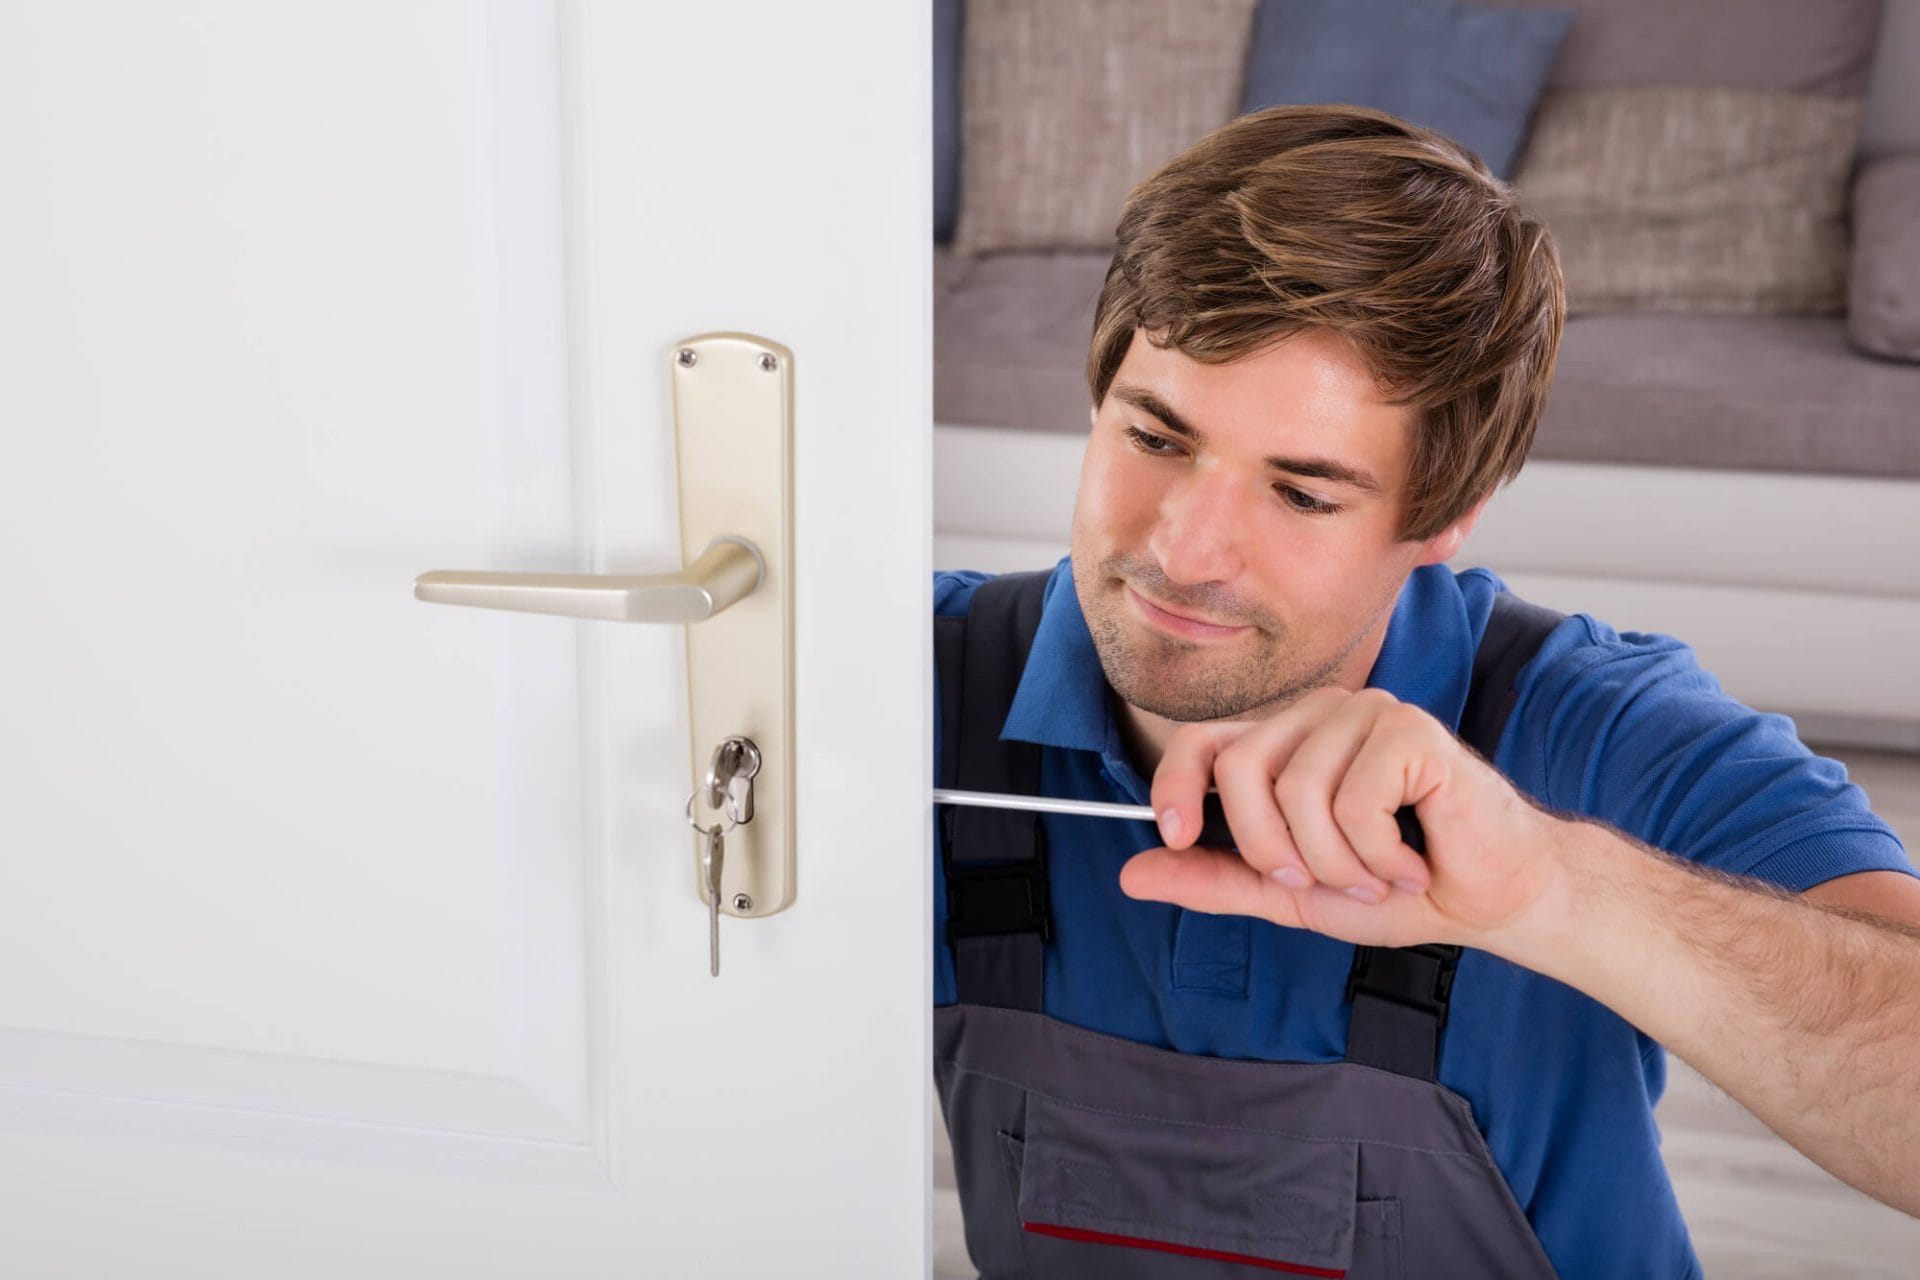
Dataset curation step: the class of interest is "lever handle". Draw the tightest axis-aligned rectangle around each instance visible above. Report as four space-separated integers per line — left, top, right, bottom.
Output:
1196 794 1428 856
413 536 764 623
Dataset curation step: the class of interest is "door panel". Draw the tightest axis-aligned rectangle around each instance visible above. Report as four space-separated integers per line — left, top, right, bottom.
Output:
1 0 599 1176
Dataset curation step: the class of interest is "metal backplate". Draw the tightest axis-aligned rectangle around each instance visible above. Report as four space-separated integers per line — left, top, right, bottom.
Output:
673 333 794 918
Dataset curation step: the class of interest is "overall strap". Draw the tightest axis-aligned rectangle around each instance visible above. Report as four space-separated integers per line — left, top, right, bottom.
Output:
935 571 1054 1011
1344 590 1566 1081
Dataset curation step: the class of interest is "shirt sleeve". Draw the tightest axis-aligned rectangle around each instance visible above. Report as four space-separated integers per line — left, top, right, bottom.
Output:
1503 612 1915 892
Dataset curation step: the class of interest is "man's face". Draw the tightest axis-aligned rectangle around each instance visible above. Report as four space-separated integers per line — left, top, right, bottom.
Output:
1071 326 1468 724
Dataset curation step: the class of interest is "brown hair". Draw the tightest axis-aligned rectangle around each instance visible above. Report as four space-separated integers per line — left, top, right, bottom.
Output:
1087 104 1564 543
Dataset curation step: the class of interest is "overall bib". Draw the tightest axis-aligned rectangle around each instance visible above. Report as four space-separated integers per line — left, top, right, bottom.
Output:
935 571 1567 1279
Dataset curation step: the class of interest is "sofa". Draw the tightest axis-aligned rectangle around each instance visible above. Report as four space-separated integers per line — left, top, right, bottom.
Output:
932 0 1920 747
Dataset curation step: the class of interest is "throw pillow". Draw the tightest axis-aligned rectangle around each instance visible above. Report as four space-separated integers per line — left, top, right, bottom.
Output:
1239 0 1574 179
1861 0 1920 160
1512 87 1865 315
1848 154 1920 362
951 0 1257 256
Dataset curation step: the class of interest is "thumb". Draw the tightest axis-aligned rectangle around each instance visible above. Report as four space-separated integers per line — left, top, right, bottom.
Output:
1118 845 1299 925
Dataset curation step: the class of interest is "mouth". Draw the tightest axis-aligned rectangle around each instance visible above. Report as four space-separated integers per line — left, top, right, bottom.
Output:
1126 585 1249 640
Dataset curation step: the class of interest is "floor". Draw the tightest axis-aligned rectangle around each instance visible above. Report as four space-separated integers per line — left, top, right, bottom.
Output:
931 743 1920 1278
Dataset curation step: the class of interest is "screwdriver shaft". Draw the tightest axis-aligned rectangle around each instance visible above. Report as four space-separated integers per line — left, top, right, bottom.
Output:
933 786 1427 857
932 787 1157 823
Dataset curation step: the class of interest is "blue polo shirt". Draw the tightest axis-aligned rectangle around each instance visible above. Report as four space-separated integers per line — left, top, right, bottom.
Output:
933 556 1915 1280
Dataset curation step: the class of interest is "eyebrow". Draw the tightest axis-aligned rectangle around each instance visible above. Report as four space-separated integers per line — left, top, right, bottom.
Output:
1110 384 1385 497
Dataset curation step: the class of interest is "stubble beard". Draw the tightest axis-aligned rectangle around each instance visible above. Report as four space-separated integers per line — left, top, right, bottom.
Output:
1076 551 1369 723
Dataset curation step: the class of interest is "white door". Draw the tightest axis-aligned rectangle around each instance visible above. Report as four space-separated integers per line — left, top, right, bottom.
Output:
0 2 930 1274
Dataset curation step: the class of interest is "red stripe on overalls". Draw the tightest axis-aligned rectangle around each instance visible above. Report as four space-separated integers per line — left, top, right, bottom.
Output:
1022 1221 1347 1277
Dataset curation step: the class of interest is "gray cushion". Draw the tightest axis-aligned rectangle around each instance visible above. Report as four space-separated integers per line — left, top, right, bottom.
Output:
1861 0 1920 160
1239 0 1573 179
1502 0 1884 97
934 242 976 308
934 249 1107 434
1526 313 1920 475
1847 154 1920 361
933 248 1920 477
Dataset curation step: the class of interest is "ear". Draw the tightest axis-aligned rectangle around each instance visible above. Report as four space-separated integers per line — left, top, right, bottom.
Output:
1415 490 1495 567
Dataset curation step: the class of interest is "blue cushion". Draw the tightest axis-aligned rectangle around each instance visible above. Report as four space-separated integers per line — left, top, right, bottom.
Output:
1240 0 1573 179
934 0 964 242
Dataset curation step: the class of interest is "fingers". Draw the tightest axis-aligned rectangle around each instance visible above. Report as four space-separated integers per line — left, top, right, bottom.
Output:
1150 721 1254 849
1211 712 1317 886
1150 688 1436 902
1336 717 1434 894
1119 844 1432 950
1272 691 1400 902
1117 842 1301 926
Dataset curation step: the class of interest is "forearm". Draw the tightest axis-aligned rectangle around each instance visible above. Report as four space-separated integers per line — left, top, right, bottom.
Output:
1486 816 1920 1216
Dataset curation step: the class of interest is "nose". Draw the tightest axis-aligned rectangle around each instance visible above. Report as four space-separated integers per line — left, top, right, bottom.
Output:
1147 461 1247 586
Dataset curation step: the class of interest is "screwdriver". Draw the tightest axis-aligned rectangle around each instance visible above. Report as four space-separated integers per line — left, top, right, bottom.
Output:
931 788 1427 854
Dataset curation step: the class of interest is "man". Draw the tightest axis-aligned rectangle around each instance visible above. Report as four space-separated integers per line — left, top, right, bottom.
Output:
933 104 1920 1280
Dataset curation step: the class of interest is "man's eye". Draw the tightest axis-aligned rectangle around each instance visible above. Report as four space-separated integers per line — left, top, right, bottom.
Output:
1122 425 1182 455
1278 486 1341 516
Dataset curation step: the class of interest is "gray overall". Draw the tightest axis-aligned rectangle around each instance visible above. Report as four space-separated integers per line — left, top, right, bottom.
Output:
935 572 1567 1279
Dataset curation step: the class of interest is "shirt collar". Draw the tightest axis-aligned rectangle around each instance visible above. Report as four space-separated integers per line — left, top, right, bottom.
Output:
999 558 1112 755
999 557 1478 764
1367 563 1477 732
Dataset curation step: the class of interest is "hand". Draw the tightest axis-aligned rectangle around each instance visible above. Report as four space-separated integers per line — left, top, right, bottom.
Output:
1119 687 1566 949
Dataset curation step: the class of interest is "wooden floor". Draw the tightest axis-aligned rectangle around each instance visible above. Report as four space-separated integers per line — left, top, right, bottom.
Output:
932 743 1920 1278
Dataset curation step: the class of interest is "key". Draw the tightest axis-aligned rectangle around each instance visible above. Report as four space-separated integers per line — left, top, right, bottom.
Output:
719 738 762 826
702 747 733 812
722 762 758 826
704 736 763 825
702 824 725 977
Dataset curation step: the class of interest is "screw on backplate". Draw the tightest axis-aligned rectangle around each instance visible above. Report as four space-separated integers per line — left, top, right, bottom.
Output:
733 893 753 912
758 354 777 372
677 348 698 367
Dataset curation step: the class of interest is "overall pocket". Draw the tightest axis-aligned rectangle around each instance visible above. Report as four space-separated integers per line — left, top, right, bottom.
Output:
999 1093 1402 1279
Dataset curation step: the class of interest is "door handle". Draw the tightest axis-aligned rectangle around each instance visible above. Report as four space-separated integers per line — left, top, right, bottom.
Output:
411 331 796 930
413 535 764 622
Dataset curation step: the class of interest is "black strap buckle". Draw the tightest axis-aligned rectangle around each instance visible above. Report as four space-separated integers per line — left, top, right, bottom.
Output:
940 805 1053 948
1344 943 1462 1028
944 859 1052 947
